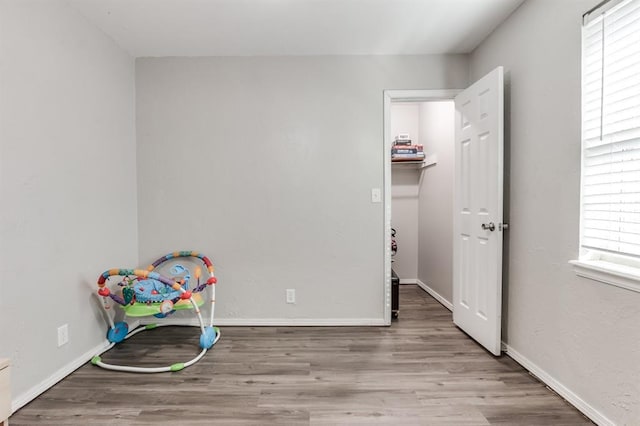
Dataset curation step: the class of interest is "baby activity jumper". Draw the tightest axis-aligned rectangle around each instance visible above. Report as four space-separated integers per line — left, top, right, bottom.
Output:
92 251 220 373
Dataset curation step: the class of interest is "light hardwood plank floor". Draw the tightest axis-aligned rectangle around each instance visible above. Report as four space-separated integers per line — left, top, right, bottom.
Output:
11 285 593 425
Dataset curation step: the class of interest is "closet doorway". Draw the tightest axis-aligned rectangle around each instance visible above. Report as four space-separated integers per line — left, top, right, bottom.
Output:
383 90 459 323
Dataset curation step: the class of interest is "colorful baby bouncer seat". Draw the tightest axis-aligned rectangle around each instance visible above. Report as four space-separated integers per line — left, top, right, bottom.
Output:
92 251 220 373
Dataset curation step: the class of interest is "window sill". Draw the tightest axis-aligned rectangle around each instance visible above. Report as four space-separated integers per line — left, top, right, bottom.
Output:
569 259 640 293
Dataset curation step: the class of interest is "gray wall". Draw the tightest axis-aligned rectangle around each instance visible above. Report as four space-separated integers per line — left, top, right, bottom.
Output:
390 166 420 281
470 0 640 423
390 102 421 281
417 101 455 303
390 100 455 293
136 55 468 322
0 0 137 405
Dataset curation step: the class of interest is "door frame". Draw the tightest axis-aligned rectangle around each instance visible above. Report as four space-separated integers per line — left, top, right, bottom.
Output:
382 89 461 324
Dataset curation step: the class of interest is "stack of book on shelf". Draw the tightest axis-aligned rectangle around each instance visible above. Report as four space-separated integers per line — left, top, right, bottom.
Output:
391 134 425 162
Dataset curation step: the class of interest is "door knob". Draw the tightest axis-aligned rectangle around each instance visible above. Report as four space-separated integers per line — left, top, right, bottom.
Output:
481 222 495 231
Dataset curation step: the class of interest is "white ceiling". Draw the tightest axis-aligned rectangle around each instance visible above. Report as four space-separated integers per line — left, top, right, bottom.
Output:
68 0 525 57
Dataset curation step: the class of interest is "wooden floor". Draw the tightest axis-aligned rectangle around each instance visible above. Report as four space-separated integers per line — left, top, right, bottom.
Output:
11 285 592 425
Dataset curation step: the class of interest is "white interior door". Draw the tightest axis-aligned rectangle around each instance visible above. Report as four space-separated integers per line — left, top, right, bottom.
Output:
453 67 504 356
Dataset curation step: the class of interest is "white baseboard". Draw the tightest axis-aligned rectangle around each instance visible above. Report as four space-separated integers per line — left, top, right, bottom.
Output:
399 278 417 284
140 318 387 327
416 279 453 311
12 339 110 413
503 344 614 426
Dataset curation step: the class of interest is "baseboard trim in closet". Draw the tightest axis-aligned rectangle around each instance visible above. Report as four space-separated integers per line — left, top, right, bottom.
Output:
416 279 453 311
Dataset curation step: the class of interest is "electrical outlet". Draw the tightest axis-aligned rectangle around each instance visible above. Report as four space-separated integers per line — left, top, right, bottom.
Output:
286 289 295 304
57 324 69 347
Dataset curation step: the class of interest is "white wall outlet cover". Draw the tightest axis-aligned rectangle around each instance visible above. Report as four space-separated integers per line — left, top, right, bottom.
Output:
57 324 69 347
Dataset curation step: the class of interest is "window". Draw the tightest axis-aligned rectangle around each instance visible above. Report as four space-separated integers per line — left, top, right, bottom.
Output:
572 0 640 292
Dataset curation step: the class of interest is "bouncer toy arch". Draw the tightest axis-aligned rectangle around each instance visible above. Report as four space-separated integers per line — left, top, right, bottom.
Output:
92 251 220 373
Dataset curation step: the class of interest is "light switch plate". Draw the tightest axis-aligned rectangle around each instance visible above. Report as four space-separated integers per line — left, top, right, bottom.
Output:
371 188 382 203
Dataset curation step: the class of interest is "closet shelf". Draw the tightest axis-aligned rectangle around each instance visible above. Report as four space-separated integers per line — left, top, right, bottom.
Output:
392 154 437 169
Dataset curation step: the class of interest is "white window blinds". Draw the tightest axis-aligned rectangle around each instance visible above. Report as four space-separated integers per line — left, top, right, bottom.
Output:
581 0 640 258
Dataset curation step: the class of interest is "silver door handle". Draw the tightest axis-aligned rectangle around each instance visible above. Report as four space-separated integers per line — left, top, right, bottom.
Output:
481 222 495 231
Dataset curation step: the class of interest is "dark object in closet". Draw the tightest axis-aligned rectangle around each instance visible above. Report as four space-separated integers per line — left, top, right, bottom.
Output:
391 269 399 319
391 228 397 256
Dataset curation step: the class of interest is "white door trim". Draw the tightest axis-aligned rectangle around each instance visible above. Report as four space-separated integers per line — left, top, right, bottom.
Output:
382 89 461 324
